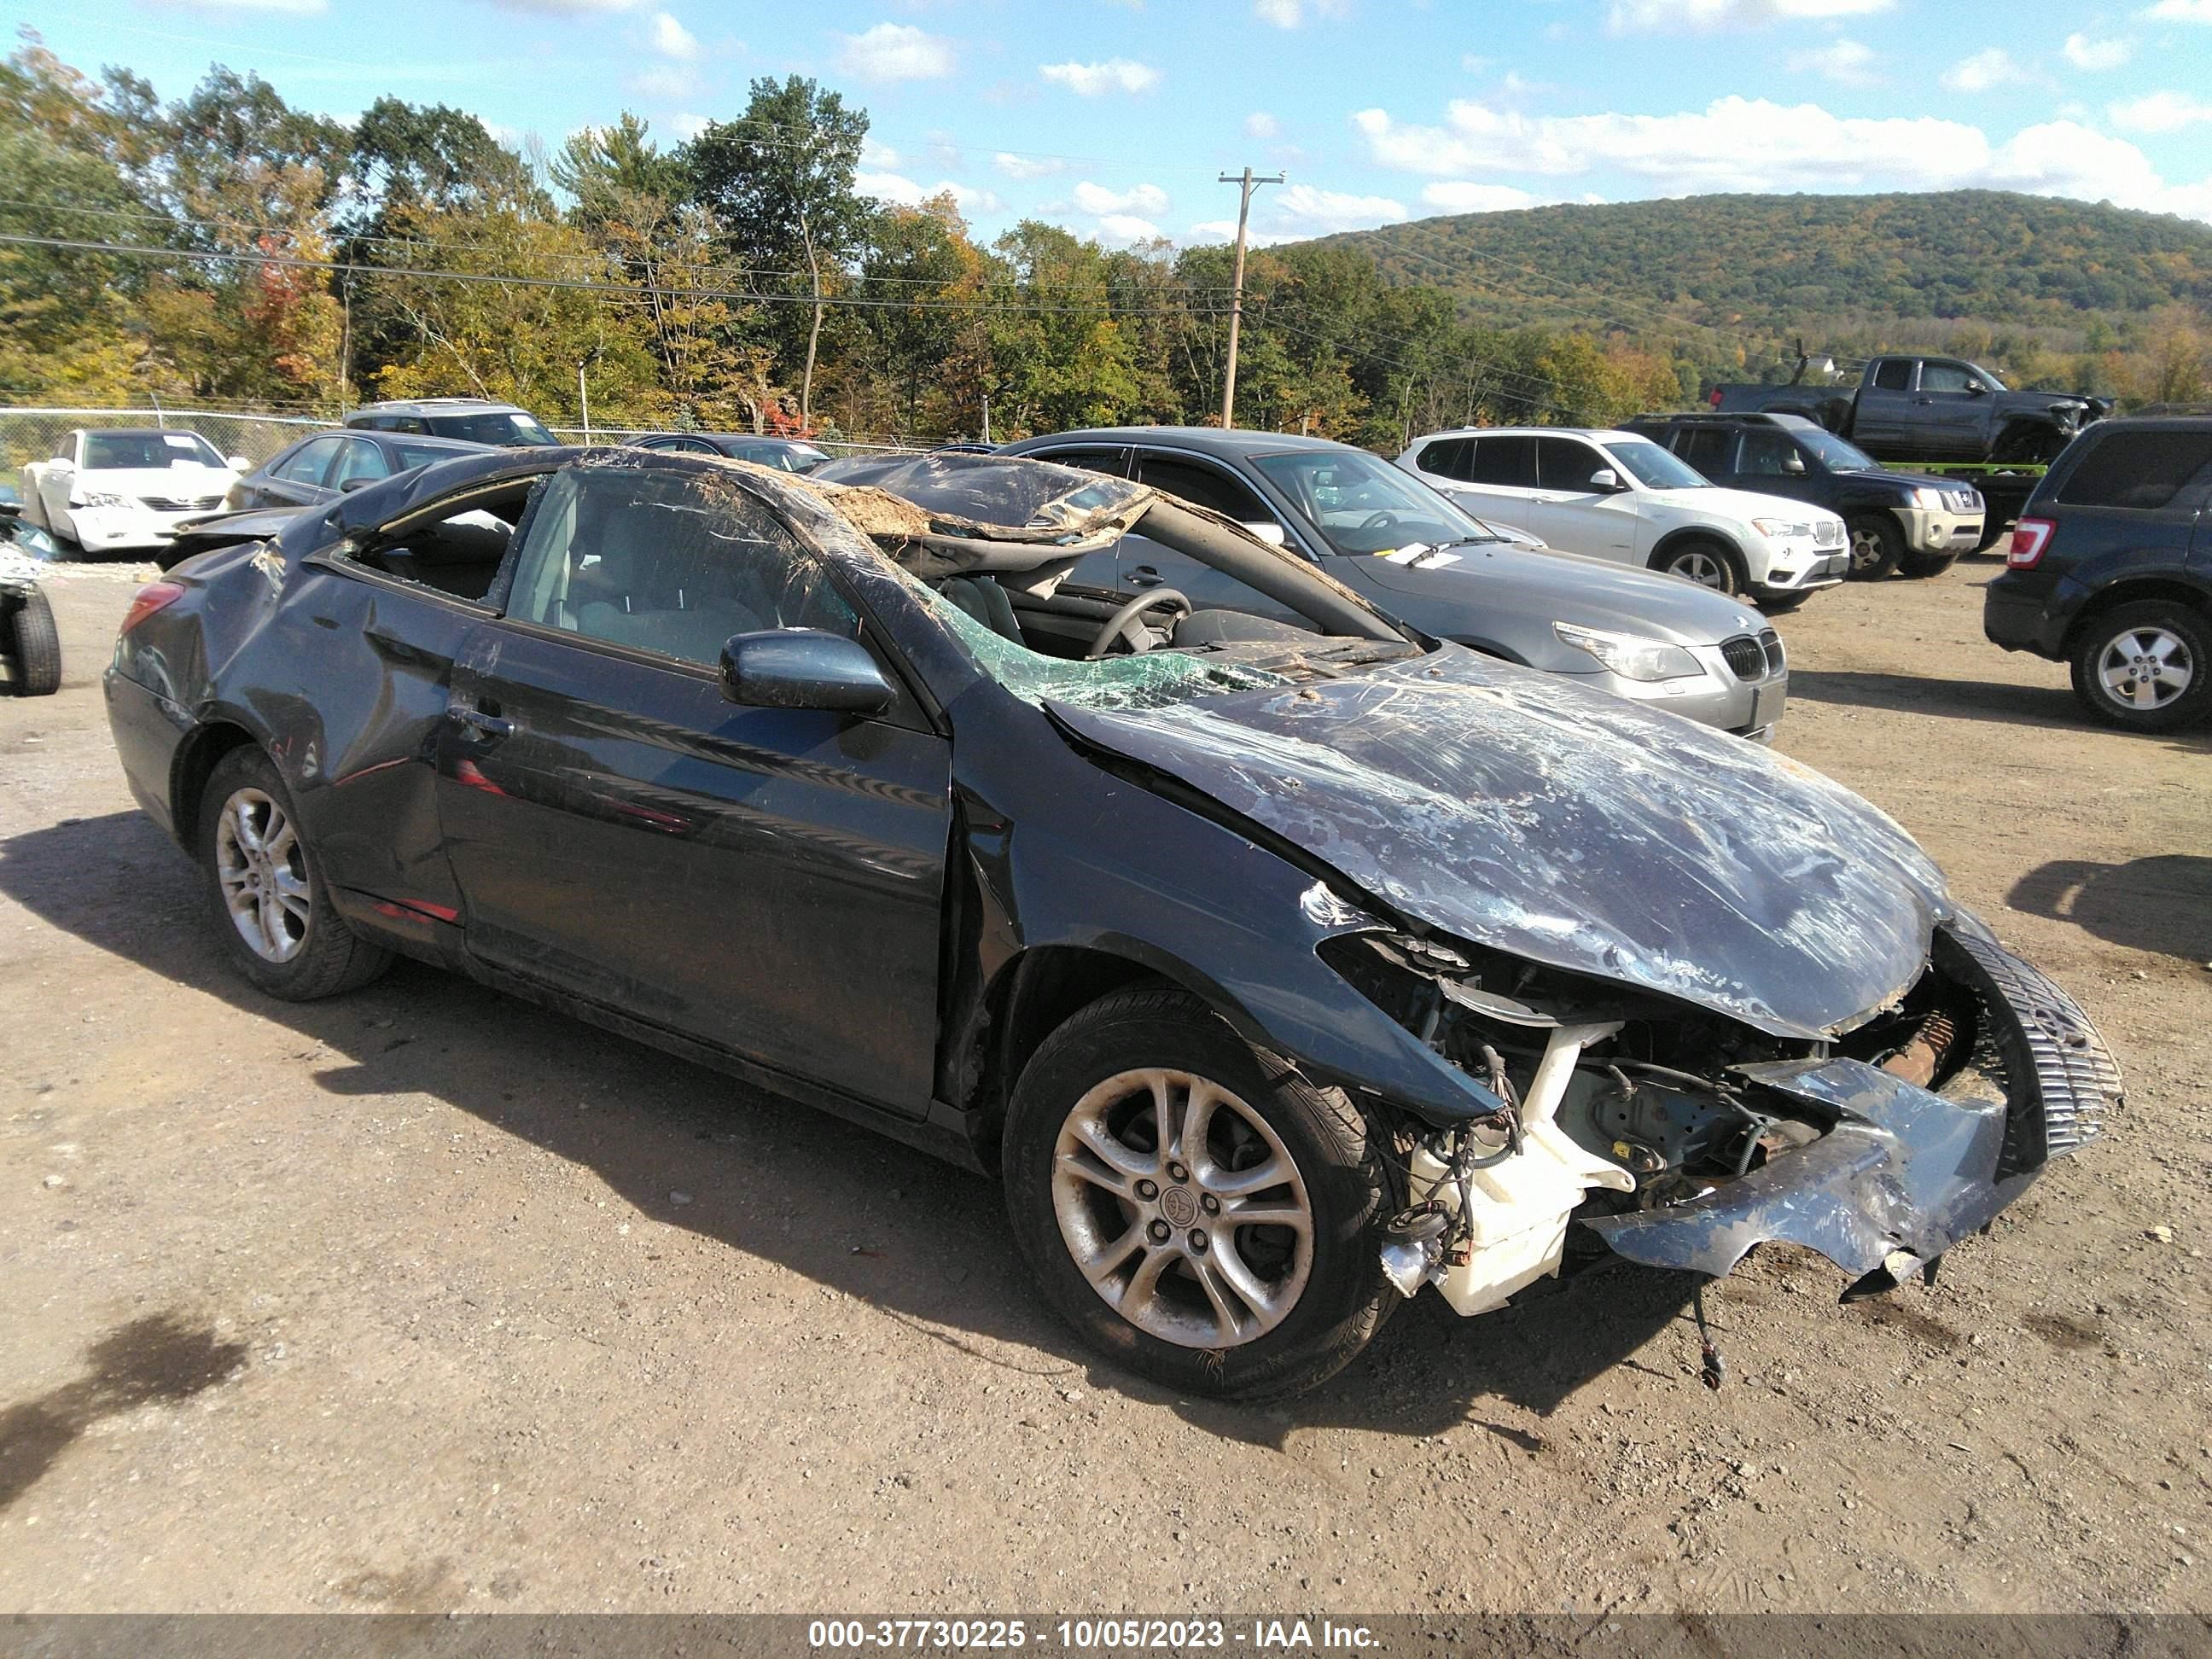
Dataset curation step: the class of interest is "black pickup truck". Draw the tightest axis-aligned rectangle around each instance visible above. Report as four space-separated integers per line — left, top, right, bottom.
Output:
1709 354 2110 466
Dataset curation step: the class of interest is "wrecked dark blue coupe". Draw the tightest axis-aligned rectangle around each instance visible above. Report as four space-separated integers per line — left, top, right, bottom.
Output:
103 446 2120 1398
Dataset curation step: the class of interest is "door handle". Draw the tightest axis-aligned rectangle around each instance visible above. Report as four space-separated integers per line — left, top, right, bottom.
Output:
452 705 513 739
1129 566 1162 588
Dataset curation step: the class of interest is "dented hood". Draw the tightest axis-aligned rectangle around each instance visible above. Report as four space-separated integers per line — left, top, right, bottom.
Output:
1048 646 1949 1039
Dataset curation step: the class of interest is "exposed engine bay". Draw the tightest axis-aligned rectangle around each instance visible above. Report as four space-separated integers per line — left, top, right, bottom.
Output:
1321 919 2054 1313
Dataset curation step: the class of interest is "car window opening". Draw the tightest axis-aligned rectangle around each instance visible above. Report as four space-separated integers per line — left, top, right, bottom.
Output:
358 483 538 602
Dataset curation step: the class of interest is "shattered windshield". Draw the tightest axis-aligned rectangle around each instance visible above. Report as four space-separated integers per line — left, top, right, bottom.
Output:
918 582 1287 712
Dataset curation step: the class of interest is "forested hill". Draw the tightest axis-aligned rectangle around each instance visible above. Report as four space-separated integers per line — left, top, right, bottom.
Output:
1311 190 2212 342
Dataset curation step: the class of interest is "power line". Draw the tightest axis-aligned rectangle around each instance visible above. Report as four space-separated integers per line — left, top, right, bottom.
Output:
0 232 1235 317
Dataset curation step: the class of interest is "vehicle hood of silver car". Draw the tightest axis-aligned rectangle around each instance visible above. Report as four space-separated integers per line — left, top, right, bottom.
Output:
1050 643 1949 1039
1355 538 1768 649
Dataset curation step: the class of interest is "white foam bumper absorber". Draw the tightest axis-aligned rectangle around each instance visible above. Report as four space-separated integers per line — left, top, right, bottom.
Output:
1411 1022 1637 1316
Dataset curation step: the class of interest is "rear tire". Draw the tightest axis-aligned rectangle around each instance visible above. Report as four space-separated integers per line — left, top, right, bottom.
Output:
2069 601 2212 733
3 588 61 696
1001 986 1397 1400
1845 513 1904 581
196 746 392 999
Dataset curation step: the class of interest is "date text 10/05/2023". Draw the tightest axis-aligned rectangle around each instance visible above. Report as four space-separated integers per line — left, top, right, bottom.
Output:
806 1619 1380 1650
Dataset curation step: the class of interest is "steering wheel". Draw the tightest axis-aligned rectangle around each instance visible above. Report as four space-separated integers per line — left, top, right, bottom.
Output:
1359 509 1401 533
1085 588 1191 659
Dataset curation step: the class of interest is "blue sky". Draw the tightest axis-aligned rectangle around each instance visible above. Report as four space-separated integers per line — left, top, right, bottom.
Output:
12 0 2212 243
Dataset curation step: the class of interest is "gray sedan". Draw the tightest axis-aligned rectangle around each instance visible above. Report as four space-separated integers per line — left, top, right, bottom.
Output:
992 428 1788 739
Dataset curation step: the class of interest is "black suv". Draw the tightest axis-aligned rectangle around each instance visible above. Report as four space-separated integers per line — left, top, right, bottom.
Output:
1627 411 1984 580
1984 415 2212 732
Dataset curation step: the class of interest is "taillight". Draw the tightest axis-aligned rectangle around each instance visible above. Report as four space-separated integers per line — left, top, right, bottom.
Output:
119 581 186 635
2007 518 2055 568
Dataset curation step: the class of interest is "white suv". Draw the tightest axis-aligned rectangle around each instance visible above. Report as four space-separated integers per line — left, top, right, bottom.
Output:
1397 428 1848 607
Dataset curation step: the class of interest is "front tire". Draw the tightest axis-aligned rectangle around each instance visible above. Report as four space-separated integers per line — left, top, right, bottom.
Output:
1845 513 1904 580
1002 987 1396 1400
197 747 392 999
2069 602 2212 733
3 589 61 696
1898 546 1959 579
1650 538 1743 597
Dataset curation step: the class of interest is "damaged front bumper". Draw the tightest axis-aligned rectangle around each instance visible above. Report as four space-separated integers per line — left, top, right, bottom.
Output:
1582 911 2117 1291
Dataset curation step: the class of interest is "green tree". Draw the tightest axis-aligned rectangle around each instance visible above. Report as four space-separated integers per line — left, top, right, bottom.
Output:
684 77 870 430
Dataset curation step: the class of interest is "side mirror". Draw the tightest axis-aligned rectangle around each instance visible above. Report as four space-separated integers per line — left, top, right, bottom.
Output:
1240 520 1287 546
226 454 252 472
1965 381 1988 397
339 476 376 492
719 629 894 715
1783 452 1807 474
1588 468 1621 492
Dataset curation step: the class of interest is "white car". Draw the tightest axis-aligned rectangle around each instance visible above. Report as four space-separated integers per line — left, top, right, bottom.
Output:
1396 427 1849 607
21 428 248 553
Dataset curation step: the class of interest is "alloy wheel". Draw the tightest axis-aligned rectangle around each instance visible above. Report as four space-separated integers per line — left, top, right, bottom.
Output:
214 787 311 963
1051 1067 1313 1349
1668 547 1730 590
1848 525 1887 573
2097 626 2195 713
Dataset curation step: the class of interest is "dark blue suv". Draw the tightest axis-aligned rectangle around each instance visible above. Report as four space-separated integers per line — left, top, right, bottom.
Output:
1984 416 2212 731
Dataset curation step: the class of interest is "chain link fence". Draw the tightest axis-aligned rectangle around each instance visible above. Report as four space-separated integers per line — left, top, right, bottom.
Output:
0 408 330 494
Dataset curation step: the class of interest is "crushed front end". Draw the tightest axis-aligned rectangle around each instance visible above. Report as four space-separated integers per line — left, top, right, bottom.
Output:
1325 908 2118 1313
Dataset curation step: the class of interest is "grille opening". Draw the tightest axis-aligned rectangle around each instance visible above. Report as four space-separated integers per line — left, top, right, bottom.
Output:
1720 635 1768 681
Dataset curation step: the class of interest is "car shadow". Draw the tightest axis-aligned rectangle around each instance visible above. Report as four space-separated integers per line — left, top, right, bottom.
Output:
0 811 1703 1444
1789 667 2212 751
2006 855 2212 963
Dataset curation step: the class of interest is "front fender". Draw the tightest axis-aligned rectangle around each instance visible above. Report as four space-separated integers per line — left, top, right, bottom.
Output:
947 683 1509 1128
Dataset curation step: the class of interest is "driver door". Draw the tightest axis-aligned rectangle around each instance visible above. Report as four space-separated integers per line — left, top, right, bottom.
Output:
434 463 952 1115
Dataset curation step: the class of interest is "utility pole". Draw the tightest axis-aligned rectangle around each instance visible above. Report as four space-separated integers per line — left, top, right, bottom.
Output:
1217 166 1284 428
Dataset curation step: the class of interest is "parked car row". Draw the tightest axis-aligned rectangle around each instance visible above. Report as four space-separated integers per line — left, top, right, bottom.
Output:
102 440 2121 1398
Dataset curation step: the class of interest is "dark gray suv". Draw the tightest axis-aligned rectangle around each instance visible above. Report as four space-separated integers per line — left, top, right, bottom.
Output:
992 427 1790 739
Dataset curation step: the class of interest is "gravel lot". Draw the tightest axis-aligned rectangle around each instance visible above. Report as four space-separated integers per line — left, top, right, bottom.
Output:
1 556 2207 1617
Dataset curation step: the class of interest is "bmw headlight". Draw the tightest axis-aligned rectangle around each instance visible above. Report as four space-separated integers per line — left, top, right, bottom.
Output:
1552 621 1704 683
1749 516 1807 539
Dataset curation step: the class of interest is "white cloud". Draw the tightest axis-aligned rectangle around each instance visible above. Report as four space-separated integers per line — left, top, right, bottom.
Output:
649 10 699 58
1039 58 1161 96
670 112 710 140
1073 180 1170 215
1245 111 1280 138
2063 32 2132 69
1096 213 1162 245
488 0 643 13
1421 181 1540 212
1262 183 1408 236
1941 47 2032 92
1789 38 1877 83
626 64 700 98
862 137 902 168
1352 96 2212 220
2142 0 2212 18
856 172 1002 213
1253 0 1348 25
1609 0 1890 32
2110 89 2212 130
993 151 1064 179
837 21 956 83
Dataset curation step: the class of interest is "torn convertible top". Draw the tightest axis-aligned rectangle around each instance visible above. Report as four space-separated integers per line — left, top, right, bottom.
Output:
795 451 1157 579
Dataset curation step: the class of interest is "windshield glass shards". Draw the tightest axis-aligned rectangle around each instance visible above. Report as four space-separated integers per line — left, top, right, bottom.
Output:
920 582 1288 713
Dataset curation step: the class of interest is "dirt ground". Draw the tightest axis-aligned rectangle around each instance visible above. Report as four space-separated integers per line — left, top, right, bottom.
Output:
1 554 2207 1619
